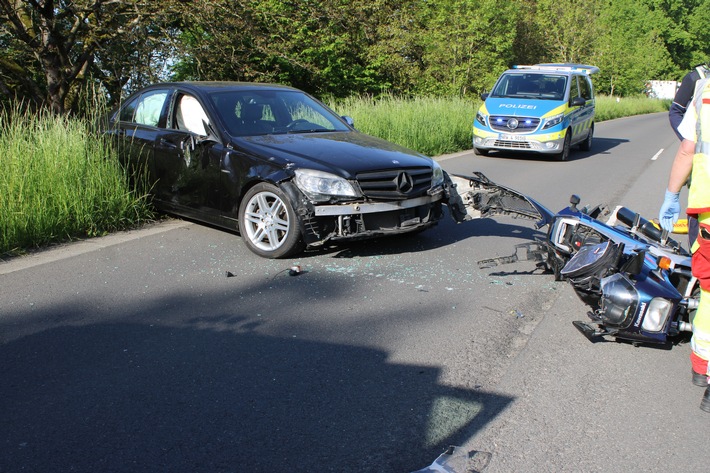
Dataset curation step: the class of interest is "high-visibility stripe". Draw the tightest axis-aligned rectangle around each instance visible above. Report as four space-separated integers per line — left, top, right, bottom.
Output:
692 288 710 362
687 79 710 213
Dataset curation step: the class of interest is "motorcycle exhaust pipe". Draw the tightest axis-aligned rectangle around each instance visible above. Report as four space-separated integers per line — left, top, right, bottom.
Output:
676 321 693 332
680 298 700 310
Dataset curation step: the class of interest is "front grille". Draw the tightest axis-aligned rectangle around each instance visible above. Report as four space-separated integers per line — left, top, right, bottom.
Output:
494 140 532 149
356 167 432 199
489 115 540 133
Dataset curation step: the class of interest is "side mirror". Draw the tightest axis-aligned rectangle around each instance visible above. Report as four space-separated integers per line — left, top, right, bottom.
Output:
194 120 220 145
570 96 586 107
342 115 355 127
480 92 489 101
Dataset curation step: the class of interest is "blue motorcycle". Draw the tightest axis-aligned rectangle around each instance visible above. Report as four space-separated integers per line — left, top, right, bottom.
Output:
447 172 697 346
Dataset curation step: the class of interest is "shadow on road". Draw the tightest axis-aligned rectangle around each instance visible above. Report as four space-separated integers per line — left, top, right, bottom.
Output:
0 275 514 472
470 136 629 162
307 214 545 260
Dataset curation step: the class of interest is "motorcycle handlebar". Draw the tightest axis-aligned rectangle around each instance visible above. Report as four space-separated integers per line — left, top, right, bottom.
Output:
615 207 680 250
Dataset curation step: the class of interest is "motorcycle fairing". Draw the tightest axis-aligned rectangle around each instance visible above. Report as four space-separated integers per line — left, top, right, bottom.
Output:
445 172 553 227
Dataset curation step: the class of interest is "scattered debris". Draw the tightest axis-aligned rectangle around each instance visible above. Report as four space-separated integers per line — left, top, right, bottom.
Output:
412 446 492 473
226 271 235 278
483 306 503 314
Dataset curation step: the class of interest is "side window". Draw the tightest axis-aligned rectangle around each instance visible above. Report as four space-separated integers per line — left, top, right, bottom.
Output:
119 97 138 122
133 90 169 127
174 94 210 135
569 76 581 100
579 77 593 100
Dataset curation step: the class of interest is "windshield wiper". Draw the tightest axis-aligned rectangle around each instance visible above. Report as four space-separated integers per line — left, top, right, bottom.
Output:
287 128 335 134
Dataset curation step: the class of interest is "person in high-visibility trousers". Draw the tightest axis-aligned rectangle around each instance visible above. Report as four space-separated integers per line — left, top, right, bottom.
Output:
669 63 710 248
660 77 710 412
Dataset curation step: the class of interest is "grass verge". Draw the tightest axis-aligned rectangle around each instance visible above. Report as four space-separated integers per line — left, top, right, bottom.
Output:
1 106 154 256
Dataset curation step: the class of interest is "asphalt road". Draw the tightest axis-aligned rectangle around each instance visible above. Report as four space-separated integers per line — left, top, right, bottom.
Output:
1 112 706 473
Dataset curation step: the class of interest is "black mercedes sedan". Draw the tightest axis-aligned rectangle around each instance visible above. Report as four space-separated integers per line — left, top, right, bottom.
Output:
105 82 487 258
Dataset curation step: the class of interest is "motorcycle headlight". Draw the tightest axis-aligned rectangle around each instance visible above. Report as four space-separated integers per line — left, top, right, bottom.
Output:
294 169 358 202
600 273 639 327
542 113 564 130
475 111 487 127
641 298 673 332
431 160 444 188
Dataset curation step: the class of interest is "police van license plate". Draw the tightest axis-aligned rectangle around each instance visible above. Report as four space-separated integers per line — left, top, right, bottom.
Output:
499 134 527 142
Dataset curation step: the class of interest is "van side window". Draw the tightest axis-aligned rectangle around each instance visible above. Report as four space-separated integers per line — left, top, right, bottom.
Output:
570 76 581 100
578 77 593 100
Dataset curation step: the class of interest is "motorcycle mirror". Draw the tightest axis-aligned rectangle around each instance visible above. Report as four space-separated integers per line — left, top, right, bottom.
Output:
569 195 580 210
620 250 645 276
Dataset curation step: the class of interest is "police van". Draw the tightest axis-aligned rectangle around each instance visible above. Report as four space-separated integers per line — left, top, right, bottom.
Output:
472 63 599 161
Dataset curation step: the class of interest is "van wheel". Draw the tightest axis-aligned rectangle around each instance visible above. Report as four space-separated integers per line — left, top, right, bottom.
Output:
579 124 593 151
555 132 571 161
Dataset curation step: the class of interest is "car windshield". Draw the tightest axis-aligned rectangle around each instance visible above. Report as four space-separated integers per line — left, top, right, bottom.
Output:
489 73 567 100
209 89 351 137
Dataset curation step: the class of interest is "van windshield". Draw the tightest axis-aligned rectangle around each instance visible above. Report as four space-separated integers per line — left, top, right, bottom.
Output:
489 73 567 100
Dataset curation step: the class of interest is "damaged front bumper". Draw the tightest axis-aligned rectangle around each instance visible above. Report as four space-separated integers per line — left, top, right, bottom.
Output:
283 171 553 249
285 183 447 247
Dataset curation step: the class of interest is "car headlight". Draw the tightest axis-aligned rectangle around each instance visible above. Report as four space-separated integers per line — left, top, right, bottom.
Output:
431 160 444 188
475 111 487 127
294 169 358 202
542 113 564 130
641 298 673 332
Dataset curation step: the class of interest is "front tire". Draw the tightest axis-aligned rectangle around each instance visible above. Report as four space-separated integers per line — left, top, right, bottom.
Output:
474 146 490 156
579 124 594 151
554 131 572 161
238 182 304 258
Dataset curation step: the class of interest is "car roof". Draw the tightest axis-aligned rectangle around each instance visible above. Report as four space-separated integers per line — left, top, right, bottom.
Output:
142 81 301 94
506 64 600 76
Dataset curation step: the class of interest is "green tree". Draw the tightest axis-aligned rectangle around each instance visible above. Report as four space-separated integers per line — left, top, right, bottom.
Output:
534 0 602 63
0 0 176 113
413 0 519 96
592 0 673 95
687 0 710 69
173 0 405 97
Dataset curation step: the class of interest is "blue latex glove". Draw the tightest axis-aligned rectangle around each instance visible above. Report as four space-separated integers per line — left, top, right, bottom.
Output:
659 190 681 233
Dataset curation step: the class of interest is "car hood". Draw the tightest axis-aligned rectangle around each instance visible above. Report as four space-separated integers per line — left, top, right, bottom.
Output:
483 97 564 117
233 131 433 179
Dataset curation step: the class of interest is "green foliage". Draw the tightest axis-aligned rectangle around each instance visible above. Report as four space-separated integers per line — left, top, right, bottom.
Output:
688 0 710 67
0 106 154 255
3 0 710 109
534 0 601 62
591 0 676 96
414 0 519 96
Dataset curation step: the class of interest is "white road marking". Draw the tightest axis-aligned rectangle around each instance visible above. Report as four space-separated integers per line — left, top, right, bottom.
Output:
651 149 664 161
